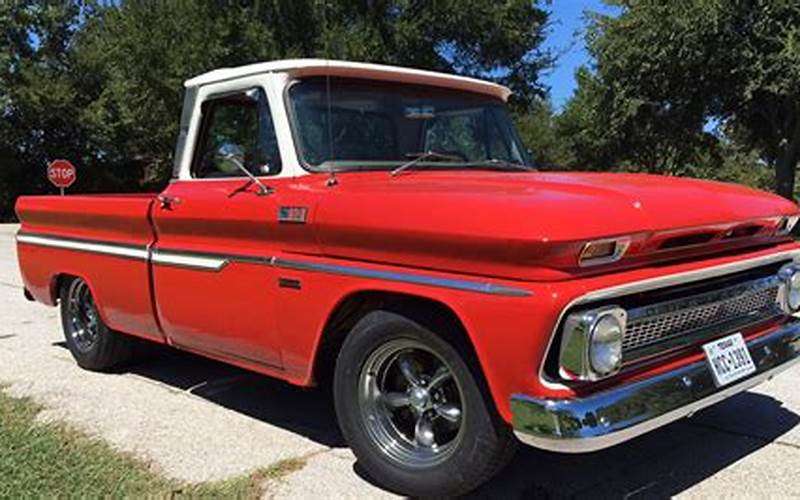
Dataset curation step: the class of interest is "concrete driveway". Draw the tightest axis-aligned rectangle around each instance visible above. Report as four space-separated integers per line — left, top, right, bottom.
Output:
1 222 799 498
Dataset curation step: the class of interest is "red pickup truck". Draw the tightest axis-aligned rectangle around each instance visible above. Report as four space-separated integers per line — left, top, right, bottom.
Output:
15 59 800 496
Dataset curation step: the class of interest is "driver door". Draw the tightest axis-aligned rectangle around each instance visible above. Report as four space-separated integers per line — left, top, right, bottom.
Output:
151 87 284 369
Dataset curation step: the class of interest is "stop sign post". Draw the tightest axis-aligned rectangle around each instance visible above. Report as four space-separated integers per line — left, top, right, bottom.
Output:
47 160 76 195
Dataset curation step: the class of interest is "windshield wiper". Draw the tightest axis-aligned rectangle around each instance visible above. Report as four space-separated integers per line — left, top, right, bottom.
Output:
390 150 464 176
463 158 536 172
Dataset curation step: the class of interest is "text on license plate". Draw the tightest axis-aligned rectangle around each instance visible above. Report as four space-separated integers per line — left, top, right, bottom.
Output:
702 333 756 387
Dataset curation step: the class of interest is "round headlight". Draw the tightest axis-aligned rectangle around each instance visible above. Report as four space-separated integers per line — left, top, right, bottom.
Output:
789 272 800 311
589 311 625 376
779 264 800 314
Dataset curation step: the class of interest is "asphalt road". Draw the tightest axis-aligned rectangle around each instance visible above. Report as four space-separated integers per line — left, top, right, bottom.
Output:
1 222 799 498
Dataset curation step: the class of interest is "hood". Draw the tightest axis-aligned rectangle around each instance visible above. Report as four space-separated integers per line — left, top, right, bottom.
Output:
313 171 798 281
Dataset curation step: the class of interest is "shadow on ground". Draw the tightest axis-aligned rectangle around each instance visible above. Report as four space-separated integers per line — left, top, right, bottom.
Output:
55 341 799 498
54 340 345 447
470 392 798 498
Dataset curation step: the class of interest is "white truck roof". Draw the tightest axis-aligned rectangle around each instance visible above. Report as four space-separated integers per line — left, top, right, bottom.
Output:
184 59 512 101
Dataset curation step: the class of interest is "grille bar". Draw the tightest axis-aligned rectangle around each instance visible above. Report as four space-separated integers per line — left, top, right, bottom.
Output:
623 275 782 361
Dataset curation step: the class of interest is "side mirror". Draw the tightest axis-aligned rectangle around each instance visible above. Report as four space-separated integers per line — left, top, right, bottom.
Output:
214 142 273 196
214 142 246 174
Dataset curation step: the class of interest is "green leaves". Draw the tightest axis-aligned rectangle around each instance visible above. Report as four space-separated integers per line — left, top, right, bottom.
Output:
0 0 552 220
566 0 800 198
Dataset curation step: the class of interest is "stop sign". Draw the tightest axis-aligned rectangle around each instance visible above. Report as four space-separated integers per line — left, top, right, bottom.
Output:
47 159 76 189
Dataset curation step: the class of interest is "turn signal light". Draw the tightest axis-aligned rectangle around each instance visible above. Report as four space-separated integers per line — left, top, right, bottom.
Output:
579 238 630 267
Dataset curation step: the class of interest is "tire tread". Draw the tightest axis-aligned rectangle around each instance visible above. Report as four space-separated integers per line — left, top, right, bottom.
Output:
59 278 135 371
333 309 517 497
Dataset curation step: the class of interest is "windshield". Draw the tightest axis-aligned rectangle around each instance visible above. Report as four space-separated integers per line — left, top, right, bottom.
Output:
287 77 532 172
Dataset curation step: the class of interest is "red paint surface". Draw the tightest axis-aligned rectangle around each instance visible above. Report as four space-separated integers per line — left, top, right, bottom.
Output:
14 171 800 422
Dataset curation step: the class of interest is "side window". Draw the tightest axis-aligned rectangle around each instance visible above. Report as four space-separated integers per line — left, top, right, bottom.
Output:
193 89 282 178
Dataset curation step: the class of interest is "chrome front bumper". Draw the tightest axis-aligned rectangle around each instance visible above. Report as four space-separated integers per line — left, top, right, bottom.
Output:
511 320 800 453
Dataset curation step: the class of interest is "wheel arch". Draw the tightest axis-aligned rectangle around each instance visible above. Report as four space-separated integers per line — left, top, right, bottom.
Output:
312 289 500 416
50 272 71 304
49 272 112 327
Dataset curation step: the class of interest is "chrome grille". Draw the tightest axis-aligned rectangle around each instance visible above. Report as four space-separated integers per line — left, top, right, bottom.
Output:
623 276 782 358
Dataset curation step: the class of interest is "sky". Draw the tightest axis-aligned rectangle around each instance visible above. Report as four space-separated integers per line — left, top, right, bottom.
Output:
541 0 620 109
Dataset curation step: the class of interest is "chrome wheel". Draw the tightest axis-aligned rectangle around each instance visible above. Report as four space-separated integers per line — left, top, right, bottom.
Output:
65 279 100 353
358 338 465 468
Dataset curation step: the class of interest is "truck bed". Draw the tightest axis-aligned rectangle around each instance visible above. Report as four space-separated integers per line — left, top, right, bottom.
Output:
15 194 163 342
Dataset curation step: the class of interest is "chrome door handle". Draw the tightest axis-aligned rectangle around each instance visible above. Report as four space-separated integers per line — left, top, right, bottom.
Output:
157 195 181 210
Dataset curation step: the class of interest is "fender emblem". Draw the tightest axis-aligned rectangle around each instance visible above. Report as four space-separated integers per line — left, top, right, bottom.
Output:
278 206 308 224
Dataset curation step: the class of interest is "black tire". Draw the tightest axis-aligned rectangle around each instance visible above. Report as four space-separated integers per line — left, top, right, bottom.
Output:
59 277 135 371
333 310 517 497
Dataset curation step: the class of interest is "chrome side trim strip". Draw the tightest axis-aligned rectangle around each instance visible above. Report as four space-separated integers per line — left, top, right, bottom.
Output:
274 258 532 297
151 248 269 271
17 231 531 297
539 248 800 390
16 232 148 260
151 250 229 271
515 320 800 453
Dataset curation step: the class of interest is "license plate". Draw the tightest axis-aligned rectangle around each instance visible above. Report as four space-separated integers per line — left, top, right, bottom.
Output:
702 333 756 387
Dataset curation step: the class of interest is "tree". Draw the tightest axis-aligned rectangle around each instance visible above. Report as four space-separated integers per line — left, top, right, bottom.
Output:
514 99 571 170
0 1 101 220
73 0 552 186
0 0 552 221
582 0 800 199
315 0 551 107
552 67 618 171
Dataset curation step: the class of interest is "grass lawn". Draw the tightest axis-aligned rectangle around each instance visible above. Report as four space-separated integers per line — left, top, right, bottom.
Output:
0 389 305 497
